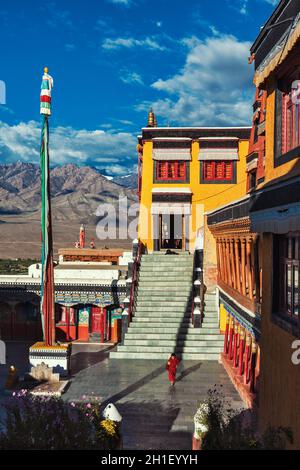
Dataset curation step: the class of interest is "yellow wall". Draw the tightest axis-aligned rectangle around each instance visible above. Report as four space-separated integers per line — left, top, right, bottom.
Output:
259 234 300 449
256 81 300 448
219 303 228 333
138 139 249 255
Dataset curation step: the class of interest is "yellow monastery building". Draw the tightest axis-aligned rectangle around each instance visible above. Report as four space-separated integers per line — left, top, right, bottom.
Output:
137 111 251 290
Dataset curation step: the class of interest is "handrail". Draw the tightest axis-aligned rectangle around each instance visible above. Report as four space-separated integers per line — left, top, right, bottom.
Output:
128 241 143 323
199 265 205 325
192 249 204 328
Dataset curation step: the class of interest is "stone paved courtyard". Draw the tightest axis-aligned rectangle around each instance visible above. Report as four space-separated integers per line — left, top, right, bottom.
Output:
0 342 245 450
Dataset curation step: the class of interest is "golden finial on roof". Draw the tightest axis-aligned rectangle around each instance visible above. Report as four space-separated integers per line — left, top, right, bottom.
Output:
147 108 157 127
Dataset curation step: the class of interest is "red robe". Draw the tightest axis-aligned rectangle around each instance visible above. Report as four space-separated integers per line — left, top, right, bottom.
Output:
166 356 180 384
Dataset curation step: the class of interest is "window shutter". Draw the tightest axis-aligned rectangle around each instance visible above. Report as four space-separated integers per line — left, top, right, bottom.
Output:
178 162 185 179
157 162 167 179
204 162 214 180
225 162 233 180
216 162 224 179
275 87 283 161
156 161 187 181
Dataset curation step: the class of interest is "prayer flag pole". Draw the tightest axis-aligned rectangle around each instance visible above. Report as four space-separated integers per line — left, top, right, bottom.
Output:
40 67 55 346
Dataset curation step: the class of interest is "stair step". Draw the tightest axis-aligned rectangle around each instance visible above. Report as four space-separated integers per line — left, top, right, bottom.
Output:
128 327 221 334
138 284 192 288
134 311 192 316
129 319 190 333
133 318 192 324
110 352 220 360
140 265 192 269
136 300 191 306
131 323 219 330
136 292 192 298
124 339 224 347
135 305 191 311
138 277 192 281
139 270 192 275
136 298 191 303
144 254 192 257
116 345 222 353
204 299 217 305
125 333 223 340
134 312 192 317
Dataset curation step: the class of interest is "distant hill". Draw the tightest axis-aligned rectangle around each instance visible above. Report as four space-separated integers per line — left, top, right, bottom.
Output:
112 173 138 189
0 162 138 258
0 162 138 222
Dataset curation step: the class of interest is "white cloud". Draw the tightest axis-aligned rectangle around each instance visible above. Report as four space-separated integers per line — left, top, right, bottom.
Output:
239 1 248 15
142 34 253 126
65 43 75 51
107 0 132 4
102 36 166 51
0 121 136 176
120 70 144 85
263 0 279 5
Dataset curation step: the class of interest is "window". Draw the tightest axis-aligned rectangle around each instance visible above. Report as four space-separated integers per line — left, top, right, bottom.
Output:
282 85 300 154
248 169 257 191
202 161 234 183
156 161 187 182
275 234 300 320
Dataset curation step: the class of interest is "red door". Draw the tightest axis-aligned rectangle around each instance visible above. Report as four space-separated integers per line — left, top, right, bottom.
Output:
91 307 102 334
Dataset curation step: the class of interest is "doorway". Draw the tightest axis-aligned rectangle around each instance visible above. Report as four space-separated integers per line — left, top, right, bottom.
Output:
159 214 183 250
91 307 102 334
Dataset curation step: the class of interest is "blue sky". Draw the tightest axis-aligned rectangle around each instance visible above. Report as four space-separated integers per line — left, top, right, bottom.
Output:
0 0 279 175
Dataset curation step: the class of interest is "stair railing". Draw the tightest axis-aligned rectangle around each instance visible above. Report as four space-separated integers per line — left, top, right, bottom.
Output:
122 240 144 344
192 249 204 328
128 240 144 323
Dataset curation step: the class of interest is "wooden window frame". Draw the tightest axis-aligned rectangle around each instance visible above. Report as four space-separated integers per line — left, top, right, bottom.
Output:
200 160 236 184
154 161 189 184
282 92 300 154
275 234 300 321
274 80 300 167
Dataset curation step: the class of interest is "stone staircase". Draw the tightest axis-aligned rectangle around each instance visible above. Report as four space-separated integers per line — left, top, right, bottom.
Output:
110 252 223 360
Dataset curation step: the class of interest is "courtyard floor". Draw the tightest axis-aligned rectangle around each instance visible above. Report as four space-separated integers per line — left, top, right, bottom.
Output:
0 342 245 450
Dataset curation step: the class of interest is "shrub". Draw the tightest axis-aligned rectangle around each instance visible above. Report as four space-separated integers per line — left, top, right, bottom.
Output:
0 391 120 450
196 386 293 450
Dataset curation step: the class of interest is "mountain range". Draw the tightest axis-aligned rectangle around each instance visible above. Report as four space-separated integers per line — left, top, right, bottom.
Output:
0 162 138 259
0 162 137 219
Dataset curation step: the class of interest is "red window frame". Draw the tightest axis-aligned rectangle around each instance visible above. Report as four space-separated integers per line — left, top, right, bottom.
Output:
202 161 234 182
156 161 187 181
282 88 300 154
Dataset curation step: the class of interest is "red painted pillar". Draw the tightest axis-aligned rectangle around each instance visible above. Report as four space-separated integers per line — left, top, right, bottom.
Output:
249 342 257 393
244 334 252 385
100 308 105 344
233 323 239 367
66 307 70 342
238 329 246 376
107 309 111 342
103 307 107 342
223 315 230 354
228 319 235 360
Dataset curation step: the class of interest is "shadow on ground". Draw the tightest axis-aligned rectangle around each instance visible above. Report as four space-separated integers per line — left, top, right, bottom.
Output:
70 345 116 375
118 400 192 450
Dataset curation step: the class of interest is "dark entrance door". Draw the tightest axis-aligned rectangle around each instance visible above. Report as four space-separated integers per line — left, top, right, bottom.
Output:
91 307 102 334
160 214 183 250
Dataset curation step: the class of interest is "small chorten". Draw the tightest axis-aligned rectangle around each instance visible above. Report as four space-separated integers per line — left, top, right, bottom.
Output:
147 108 158 127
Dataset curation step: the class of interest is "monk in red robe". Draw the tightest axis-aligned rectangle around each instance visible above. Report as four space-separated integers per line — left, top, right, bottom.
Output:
166 353 180 386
